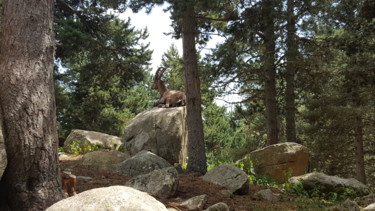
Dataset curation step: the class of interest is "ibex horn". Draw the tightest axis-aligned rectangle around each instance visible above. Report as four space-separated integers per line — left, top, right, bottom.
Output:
156 67 167 79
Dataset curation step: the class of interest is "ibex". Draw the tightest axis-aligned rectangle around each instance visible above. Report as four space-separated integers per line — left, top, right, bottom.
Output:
152 67 186 108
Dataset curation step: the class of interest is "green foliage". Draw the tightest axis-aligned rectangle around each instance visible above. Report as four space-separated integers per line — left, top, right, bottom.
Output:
284 180 366 202
65 140 103 156
54 2 154 142
234 159 280 187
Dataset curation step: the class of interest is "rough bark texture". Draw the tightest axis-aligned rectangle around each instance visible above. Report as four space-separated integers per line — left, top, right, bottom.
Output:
263 0 279 145
0 0 64 210
285 0 298 143
182 1 207 174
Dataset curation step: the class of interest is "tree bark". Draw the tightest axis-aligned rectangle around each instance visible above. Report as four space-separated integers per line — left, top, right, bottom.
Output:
352 90 366 184
181 1 207 174
0 0 64 210
354 117 366 184
285 0 298 143
263 0 278 145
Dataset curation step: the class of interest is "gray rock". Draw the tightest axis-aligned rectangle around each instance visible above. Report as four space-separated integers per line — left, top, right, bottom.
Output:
46 186 168 211
254 189 277 202
0 114 6 180
202 164 249 195
289 172 369 194
334 199 360 211
205 202 229 211
364 203 375 211
180 195 207 210
122 107 188 165
244 142 309 183
64 129 122 153
360 194 375 207
117 151 172 177
81 150 130 171
126 167 179 199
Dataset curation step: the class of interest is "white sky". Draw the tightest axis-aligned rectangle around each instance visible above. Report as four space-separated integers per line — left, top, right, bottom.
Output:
119 6 182 72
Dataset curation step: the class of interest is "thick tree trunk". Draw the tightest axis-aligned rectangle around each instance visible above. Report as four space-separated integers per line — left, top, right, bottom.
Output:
285 0 298 143
181 1 207 174
263 0 278 145
0 0 64 210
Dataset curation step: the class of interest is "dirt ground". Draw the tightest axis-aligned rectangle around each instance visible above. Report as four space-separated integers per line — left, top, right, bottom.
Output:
60 156 303 211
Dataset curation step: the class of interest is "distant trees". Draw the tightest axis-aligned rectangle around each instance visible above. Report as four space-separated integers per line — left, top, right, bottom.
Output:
0 0 64 209
54 0 153 142
301 0 375 184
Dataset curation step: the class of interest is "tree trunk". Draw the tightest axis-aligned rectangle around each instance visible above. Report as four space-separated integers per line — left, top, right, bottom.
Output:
181 1 207 174
263 0 278 145
352 90 366 184
285 0 298 143
354 117 366 184
0 0 64 210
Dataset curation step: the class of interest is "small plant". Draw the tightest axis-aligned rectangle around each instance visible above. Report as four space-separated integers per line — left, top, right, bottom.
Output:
235 159 280 187
65 140 103 156
181 163 188 171
284 179 309 198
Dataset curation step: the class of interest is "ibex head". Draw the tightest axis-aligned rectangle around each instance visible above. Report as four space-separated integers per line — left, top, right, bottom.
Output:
152 67 186 108
152 67 167 90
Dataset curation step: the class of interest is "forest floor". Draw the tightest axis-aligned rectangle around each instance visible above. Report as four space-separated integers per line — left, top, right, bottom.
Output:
60 155 332 211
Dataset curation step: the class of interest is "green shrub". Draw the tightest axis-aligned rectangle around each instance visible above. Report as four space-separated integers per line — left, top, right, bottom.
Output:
65 140 103 156
283 179 364 202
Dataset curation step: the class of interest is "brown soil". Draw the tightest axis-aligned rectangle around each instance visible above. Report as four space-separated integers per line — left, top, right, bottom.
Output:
60 156 301 211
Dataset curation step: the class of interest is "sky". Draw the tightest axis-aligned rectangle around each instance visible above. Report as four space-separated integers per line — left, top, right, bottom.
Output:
119 6 182 72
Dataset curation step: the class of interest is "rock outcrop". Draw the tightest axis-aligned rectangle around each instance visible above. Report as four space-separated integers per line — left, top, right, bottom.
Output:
116 151 172 177
0 114 6 180
245 142 309 183
46 186 168 211
64 129 122 153
289 172 369 194
126 167 179 198
122 107 187 165
81 150 130 171
202 164 249 195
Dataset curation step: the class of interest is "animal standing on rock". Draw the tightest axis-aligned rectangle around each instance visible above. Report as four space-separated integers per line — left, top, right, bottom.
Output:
152 67 186 108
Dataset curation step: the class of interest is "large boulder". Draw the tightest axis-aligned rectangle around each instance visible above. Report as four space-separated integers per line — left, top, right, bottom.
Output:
0 114 6 180
202 164 249 195
364 203 375 211
246 142 309 183
64 129 122 154
126 167 179 198
116 151 172 177
81 150 130 171
122 107 188 165
46 186 168 211
289 172 369 194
